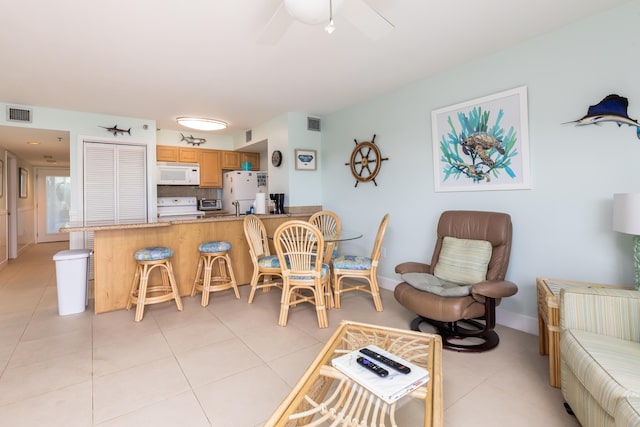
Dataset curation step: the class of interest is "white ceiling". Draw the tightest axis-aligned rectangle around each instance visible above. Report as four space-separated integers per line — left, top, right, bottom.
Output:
0 0 631 167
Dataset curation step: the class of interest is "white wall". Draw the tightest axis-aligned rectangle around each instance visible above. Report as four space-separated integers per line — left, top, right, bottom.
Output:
287 112 323 207
157 129 234 149
0 104 156 249
246 112 324 208
320 1 640 333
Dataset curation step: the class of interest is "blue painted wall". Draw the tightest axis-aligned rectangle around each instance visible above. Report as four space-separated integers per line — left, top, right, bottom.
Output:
318 1 640 332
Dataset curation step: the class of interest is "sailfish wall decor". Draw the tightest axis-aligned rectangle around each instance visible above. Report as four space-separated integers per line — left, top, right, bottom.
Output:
564 94 640 139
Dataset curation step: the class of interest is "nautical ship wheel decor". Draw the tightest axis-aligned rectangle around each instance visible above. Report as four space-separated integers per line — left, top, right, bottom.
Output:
346 134 389 187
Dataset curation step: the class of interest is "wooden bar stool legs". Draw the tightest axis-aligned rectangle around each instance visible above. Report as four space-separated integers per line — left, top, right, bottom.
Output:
191 241 240 307
127 247 183 322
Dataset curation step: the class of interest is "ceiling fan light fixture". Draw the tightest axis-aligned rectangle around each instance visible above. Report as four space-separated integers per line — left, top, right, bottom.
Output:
325 0 336 34
176 117 227 131
284 0 344 26
325 18 335 34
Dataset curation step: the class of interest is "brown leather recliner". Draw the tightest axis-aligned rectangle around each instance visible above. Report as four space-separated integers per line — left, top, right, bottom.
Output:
394 210 518 352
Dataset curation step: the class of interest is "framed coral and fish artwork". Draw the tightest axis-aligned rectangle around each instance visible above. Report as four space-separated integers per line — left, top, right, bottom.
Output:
431 86 531 192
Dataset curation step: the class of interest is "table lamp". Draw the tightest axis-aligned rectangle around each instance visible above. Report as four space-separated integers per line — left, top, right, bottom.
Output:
613 193 640 290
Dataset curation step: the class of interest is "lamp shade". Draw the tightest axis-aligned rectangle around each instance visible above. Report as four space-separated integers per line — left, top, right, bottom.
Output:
613 193 640 235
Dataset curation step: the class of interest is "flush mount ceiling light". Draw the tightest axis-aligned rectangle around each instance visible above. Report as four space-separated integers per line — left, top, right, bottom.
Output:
176 117 227 131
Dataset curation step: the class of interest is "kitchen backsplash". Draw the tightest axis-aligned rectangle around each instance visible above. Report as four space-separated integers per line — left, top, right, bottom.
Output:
157 185 221 199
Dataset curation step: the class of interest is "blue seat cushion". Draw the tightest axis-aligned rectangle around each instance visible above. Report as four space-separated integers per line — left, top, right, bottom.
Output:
290 263 330 280
257 255 280 268
199 241 232 253
333 255 372 270
311 248 339 259
134 246 173 261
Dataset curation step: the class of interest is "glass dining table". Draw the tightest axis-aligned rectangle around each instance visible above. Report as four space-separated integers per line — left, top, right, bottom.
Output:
268 224 363 310
269 229 363 265
320 230 362 264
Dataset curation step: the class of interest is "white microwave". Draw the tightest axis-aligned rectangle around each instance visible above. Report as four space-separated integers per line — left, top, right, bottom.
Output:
157 162 200 185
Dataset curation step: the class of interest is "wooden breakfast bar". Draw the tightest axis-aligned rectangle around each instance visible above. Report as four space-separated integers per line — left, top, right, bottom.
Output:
63 213 311 314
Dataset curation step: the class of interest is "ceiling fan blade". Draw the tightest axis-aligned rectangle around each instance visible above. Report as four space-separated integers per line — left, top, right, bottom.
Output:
257 2 293 45
342 0 394 41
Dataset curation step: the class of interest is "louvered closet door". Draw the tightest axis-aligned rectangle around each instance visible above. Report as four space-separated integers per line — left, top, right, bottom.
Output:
83 141 147 279
116 144 147 223
84 141 147 225
84 142 116 226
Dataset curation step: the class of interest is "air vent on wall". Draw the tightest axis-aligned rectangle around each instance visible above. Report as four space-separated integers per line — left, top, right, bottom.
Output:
307 117 321 132
245 129 252 143
6 106 32 123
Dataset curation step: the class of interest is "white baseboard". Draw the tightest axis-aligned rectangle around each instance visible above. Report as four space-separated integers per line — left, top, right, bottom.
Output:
496 307 538 335
379 276 538 336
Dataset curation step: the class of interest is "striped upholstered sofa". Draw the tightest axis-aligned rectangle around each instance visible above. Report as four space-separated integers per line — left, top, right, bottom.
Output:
560 287 640 427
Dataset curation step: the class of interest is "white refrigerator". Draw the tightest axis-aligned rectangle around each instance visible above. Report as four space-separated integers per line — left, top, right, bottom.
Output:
222 171 267 214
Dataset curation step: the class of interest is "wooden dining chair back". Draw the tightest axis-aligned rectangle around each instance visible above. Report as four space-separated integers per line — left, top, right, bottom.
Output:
273 220 330 328
309 210 342 264
243 215 282 303
332 213 390 311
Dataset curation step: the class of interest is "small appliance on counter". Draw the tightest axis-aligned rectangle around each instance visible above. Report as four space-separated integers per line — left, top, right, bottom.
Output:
157 197 204 220
269 193 285 214
198 198 222 211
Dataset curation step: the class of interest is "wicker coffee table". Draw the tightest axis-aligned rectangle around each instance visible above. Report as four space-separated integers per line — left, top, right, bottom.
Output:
265 320 443 427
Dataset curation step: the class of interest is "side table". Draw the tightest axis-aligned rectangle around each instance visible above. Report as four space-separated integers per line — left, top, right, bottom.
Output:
536 277 632 388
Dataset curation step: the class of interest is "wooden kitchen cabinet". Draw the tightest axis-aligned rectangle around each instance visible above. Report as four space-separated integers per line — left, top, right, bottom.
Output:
199 149 222 187
157 145 178 162
241 152 260 170
221 150 241 170
156 145 198 163
178 148 198 163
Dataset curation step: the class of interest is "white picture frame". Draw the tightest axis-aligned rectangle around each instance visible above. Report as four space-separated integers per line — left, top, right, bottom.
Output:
431 86 531 192
19 167 28 198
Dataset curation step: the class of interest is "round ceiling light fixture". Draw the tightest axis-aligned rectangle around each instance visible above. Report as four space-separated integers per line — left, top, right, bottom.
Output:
177 117 227 131
284 0 345 25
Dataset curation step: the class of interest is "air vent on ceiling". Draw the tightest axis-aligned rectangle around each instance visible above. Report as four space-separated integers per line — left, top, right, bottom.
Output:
7 106 32 123
307 117 321 132
245 130 252 143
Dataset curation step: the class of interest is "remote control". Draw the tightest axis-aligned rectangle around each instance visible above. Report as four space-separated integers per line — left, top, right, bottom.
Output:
359 347 411 374
356 357 389 377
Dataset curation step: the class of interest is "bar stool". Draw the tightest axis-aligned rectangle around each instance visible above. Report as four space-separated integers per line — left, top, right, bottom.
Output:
191 241 240 307
127 246 183 322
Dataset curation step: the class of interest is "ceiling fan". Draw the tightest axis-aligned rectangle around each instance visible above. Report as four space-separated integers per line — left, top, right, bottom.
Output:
258 0 394 45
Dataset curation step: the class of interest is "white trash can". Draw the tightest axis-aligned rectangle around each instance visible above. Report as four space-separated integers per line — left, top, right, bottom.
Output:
53 249 93 316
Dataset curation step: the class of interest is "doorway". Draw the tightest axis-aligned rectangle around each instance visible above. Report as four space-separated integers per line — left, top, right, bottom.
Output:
36 167 70 243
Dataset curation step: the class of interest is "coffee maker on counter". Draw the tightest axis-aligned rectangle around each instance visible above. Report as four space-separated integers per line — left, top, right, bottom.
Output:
270 193 285 214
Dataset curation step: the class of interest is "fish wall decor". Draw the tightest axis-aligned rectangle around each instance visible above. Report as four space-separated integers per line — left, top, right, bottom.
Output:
564 94 640 139
100 125 131 136
180 133 206 146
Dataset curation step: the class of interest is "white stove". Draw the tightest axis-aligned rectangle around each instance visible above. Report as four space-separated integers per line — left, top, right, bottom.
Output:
157 197 203 220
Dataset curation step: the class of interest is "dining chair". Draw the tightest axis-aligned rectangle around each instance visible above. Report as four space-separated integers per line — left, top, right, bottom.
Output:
243 214 282 304
309 210 342 265
273 220 330 328
332 213 390 311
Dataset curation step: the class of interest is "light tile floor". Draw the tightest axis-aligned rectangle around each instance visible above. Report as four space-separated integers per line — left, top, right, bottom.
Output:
0 242 580 426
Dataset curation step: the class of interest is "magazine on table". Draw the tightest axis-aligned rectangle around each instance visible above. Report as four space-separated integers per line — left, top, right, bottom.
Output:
331 344 429 404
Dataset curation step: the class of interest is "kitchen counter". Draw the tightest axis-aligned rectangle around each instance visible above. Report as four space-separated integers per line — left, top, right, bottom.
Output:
60 212 305 232
64 213 313 314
